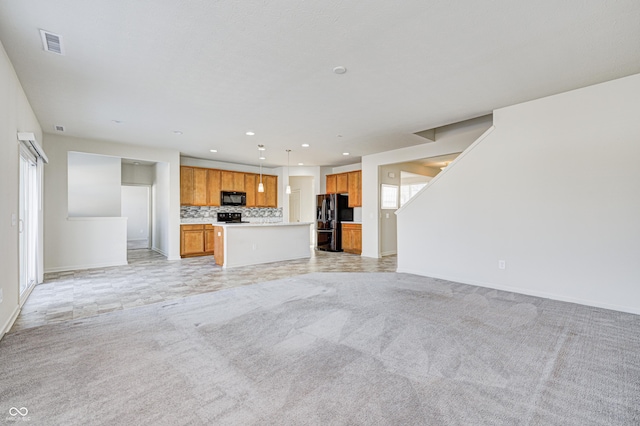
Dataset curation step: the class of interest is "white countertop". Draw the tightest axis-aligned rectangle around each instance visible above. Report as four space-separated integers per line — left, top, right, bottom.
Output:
341 221 362 224
180 219 312 227
216 221 313 228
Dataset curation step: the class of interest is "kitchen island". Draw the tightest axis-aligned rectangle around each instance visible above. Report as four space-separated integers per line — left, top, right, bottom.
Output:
213 222 313 268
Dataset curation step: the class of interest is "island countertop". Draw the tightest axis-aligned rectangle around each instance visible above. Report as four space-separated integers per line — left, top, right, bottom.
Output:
213 222 313 268
215 221 313 228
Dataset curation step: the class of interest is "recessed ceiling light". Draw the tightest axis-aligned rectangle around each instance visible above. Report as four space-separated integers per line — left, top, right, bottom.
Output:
246 131 255 136
209 149 217 153
333 66 347 75
301 143 310 148
343 152 350 156
298 162 304 166
133 162 140 166
173 130 183 135
259 156 266 160
258 145 266 151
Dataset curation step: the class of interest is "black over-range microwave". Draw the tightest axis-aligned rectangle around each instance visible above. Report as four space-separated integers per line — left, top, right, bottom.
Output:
221 191 246 206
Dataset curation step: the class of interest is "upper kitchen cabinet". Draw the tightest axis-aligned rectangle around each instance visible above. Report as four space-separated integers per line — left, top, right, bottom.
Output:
256 175 277 207
244 173 257 207
180 167 194 205
206 169 221 206
326 174 337 194
181 165 278 208
347 170 362 207
221 171 245 192
336 173 348 194
180 166 208 206
325 171 362 207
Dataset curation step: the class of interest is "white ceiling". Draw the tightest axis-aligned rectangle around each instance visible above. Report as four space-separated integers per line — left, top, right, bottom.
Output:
1 1 638 168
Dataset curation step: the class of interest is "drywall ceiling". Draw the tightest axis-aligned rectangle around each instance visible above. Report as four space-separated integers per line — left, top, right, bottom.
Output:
0 1 638 168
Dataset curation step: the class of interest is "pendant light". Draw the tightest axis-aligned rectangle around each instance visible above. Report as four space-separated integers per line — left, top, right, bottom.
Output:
285 149 292 195
258 144 265 193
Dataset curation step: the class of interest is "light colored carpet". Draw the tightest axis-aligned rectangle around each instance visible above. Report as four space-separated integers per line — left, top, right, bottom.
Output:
1 272 639 425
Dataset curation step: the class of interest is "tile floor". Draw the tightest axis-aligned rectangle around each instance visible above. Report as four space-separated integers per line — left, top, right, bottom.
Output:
11 249 397 332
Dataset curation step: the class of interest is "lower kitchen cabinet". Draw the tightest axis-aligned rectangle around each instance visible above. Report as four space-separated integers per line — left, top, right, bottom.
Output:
180 224 215 257
342 223 362 255
204 224 215 254
213 226 224 266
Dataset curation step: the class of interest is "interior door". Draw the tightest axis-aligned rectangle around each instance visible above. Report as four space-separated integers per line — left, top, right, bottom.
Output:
289 189 301 222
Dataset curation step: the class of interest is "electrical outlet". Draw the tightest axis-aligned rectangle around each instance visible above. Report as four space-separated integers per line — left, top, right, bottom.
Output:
498 260 506 270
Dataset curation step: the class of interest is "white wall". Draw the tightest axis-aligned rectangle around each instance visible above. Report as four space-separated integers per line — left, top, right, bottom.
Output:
152 162 171 256
122 163 155 185
68 152 121 217
122 186 150 241
397 73 640 314
44 133 180 272
0 41 43 337
362 115 493 258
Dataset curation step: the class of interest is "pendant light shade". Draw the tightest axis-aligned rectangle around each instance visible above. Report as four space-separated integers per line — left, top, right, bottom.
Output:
258 145 265 192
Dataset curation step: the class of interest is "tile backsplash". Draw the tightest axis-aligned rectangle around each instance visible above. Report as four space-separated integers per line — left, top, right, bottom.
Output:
181 206 283 220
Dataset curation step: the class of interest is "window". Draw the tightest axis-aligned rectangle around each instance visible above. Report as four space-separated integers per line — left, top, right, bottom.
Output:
381 184 398 209
400 183 427 206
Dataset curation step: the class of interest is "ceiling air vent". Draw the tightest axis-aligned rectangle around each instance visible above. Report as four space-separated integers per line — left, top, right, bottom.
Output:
39 30 64 55
54 125 65 132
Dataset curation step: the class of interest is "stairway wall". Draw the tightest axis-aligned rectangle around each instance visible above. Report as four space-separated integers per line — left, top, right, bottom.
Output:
397 73 640 314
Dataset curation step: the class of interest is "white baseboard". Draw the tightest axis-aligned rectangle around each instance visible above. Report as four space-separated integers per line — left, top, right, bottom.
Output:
44 259 128 274
396 267 640 316
0 305 20 341
152 246 168 257
381 250 397 257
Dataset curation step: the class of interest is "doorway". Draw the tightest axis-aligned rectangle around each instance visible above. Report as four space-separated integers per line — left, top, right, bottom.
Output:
19 147 38 302
121 185 151 250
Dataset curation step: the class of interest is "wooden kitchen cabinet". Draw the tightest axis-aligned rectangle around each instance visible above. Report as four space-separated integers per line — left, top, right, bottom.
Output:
181 224 205 257
181 166 278 208
325 171 362 207
341 223 362 254
347 170 362 207
213 226 224 266
256 175 277 207
180 224 215 257
204 224 215 254
326 174 337 194
180 166 208 206
221 171 245 191
207 169 221 206
180 167 194 205
336 173 348 194
244 173 257 207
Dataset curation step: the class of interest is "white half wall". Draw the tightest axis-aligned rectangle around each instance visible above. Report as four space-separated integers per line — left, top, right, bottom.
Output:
0 40 42 338
44 133 181 272
68 152 121 217
397 73 640 314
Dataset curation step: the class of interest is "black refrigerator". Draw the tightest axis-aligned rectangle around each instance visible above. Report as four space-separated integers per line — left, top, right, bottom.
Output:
316 194 353 252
